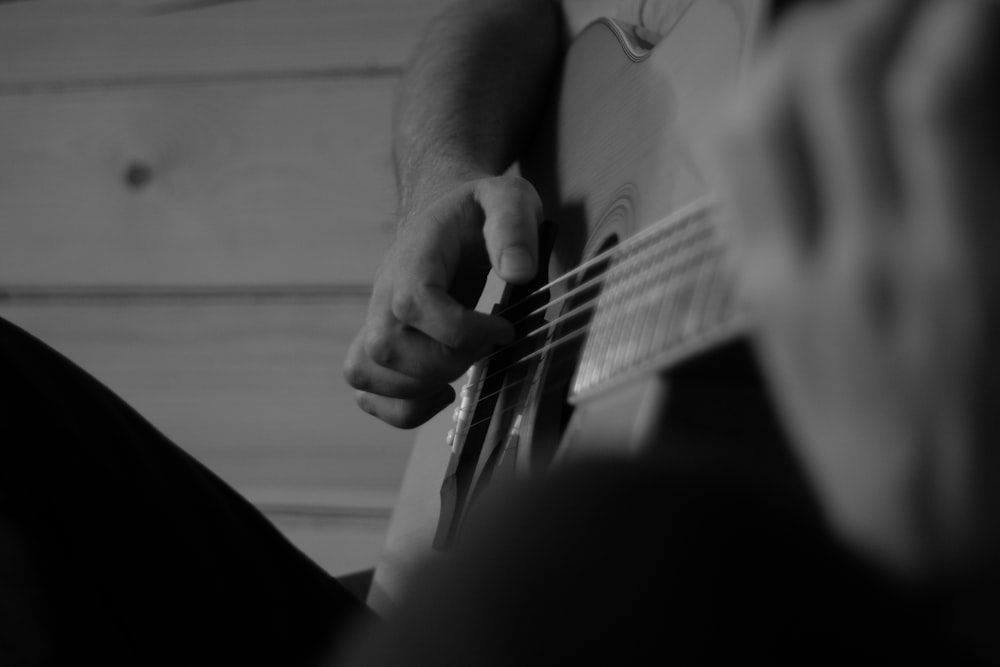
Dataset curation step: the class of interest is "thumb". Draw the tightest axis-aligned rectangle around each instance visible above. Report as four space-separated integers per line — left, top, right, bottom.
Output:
476 176 543 284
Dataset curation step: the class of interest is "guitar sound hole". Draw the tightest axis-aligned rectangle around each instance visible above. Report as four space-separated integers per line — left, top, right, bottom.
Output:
529 235 618 470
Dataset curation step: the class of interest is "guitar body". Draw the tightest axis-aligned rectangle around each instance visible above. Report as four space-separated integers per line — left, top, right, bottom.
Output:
370 0 773 613
520 2 763 463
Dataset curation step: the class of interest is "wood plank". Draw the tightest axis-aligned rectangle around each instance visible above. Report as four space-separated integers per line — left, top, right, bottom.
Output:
0 298 414 509
1 296 418 574
0 78 399 286
0 0 452 87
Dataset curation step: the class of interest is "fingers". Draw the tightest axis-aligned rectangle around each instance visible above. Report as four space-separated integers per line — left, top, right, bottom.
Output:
715 47 814 290
710 0 1000 572
477 175 543 284
344 319 465 429
717 0 928 300
355 388 457 430
361 312 486 382
883 0 1000 393
344 311 462 429
344 333 447 398
720 0 921 258
790 0 916 225
888 0 1000 241
345 174 544 428
389 263 513 351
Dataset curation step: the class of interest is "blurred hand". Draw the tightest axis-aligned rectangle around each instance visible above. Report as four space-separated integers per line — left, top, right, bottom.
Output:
714 0 1000 574
344 174 543 429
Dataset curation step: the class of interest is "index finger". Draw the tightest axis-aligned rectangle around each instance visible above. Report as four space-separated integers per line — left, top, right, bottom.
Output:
391 278 514 351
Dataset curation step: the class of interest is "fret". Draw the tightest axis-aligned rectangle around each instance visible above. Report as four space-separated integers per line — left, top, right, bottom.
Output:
633 239 675 368
673 264 703 344
610 231 680 378
643 220 710 358
569 200 742 401
589 253 621 387
698 248 733 332
635 224 698 365
662 246 712 349
603 232 657 386
682 247 724 340
579 243 630 389
616 230 670 382
586 236 647 389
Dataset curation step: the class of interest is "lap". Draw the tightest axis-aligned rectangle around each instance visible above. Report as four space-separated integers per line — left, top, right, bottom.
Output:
0 317 370 666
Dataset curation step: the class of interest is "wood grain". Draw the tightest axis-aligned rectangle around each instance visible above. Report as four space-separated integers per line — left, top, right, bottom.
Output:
0 0 451 577
0 299 412 506
0 79 398 286
0 0 451 88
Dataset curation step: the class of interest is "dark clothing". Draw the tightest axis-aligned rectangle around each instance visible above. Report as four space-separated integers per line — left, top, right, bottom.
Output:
0 316 975 665
0 317 367 667
345 459 964 666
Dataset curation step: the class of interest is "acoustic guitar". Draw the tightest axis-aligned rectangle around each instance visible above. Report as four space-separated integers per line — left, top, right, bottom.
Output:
369 0 785 613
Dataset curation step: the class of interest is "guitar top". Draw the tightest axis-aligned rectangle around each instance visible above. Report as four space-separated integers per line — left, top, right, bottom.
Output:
370 0 770 613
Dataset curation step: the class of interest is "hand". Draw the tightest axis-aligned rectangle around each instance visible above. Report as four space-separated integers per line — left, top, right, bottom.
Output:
714 0 1000 574
344 174 543 428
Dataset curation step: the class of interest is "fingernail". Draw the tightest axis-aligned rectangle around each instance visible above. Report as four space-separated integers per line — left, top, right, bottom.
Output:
500 246 535 279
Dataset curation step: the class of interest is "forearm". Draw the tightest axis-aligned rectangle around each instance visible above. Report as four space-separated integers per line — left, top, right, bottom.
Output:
394 0 561 219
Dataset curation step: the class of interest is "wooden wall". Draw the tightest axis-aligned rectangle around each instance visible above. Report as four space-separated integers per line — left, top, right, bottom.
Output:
0 0 450 575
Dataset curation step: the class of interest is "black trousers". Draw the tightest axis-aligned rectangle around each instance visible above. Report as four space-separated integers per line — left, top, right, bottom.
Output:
0 316 368 667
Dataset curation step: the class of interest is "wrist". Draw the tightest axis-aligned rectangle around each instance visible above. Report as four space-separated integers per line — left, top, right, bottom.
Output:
397 158 495 224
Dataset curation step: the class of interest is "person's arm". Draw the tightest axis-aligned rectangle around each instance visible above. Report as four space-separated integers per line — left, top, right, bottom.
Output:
714 0 1000 587
343 0 562 429
394 0 561 223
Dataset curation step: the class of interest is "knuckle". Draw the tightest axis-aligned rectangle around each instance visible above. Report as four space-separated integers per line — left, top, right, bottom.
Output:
441 327 472 354
342 357 366 390
364 325 397 368
390 288 421 327
491 173 530 195
342 336 371 389
382 401 427 430
435 316 467 350
487 174 541 211
391 410 425 430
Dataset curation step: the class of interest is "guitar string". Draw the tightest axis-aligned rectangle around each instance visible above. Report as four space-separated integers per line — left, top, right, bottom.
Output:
493 212 700 324
461 345 585 434
476 242 719 385
466 257 726 423
450 199 722 444
479 222 717 369
499 226 714 334
462 293 736 436
452 244 704 438
462 274 740 438
493 197 716 321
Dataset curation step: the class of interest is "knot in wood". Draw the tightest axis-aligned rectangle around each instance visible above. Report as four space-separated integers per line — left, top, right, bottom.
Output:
124 162 154 190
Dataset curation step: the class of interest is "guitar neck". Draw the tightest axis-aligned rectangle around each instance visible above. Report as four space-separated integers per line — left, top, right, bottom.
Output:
569 198 745 402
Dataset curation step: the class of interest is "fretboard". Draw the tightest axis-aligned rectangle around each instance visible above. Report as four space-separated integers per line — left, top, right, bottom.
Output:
570 198 744 402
